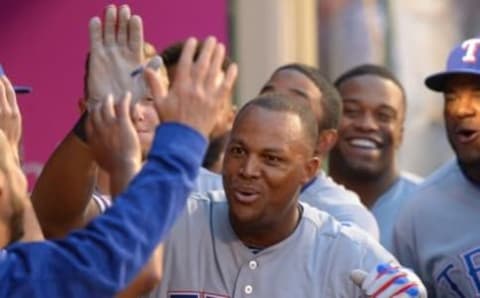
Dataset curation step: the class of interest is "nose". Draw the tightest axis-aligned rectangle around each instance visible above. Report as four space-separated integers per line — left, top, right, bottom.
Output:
131 102 145 123
239 156 260 179
354 112 379 131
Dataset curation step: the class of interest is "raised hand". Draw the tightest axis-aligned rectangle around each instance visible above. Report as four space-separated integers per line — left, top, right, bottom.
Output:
87 4 151 107
86 92 141 175
145 36 238 138
0 75 22 162
351 262 427 298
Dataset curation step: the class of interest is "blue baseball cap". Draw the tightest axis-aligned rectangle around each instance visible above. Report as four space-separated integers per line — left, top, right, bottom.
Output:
0 64 32 94
425 37 480 92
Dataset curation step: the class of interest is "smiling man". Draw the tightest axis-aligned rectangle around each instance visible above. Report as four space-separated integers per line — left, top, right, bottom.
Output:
394 37 480 297
328 64 422 252
148 93 426 297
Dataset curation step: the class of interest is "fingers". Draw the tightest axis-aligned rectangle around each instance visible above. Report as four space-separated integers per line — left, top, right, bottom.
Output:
89 17 102 53
175 38 198 83
193 36 217 83
117 5 131 46
1 76 19 114
356 263 425 298
0 76 15 114
219 63 238 97
144 67 167 100
128 15 144 59
103 5 117 47
116 92 132 120
205 43 225 89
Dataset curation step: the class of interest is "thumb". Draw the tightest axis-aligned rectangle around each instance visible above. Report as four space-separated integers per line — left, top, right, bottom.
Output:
350 269 368 287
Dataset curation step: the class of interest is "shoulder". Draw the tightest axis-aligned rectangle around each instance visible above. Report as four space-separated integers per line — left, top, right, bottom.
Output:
399 171 423 187
302 172 361 204
301 203 394 266
301 174 379 239
193 167 223 193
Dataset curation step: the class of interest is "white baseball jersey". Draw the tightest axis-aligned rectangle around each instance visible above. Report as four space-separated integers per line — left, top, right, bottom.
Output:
371 172 422 253
394 159 480 297
300 171 379 239
195 169 379 239
148 190 397 298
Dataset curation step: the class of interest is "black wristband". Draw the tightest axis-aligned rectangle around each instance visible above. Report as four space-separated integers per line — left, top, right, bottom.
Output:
72 112 88 142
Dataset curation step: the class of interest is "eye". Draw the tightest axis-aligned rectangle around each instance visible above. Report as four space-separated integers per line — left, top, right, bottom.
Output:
376 111 395 123
228 145 245 156
343 106 360 118
264 154 283 165
444 93 456 102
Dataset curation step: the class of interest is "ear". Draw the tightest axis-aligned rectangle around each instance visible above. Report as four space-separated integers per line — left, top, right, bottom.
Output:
396 124 404 149
301 156 321 184
315 129 338 157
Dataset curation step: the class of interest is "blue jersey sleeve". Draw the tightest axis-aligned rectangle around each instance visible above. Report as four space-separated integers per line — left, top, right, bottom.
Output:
0 123 207 298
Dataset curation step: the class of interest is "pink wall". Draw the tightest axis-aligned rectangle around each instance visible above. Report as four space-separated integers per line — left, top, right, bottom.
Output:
0 0 228 189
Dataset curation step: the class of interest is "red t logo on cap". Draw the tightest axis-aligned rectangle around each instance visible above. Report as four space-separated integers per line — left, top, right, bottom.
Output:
462 38 480 63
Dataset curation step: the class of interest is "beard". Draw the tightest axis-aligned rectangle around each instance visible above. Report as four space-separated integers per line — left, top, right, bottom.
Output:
329 148 389 182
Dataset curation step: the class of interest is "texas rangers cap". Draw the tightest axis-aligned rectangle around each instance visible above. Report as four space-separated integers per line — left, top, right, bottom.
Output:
0 64 32 94
425 37 480 92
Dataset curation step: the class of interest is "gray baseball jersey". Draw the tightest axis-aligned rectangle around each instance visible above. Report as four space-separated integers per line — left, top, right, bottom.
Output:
300 171 379 239
193 167 224 193
371 172 422 253
148 190 397 298
195 169 379 239
394 159 480 297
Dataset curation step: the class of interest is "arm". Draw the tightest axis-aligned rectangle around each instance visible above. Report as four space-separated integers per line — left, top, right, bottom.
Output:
0 75 44 242
0 123 207 297
30 131 99 238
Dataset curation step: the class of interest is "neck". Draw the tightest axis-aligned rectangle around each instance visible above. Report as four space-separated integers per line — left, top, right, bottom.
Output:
330 162 399 208
458 159 480 185
231 203 301 248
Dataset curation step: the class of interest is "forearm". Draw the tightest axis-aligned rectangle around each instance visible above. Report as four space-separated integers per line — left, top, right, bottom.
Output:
109 159 142 199
19 200 44 242
1 123 207 297
31 132 98 237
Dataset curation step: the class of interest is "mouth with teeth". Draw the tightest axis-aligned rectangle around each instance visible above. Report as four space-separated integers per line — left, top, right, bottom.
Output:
342 137 383 159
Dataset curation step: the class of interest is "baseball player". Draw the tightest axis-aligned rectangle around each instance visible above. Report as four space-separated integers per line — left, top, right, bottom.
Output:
192 63 380 239
30 5 238 297
394 37 480 296
0 28 227 295
329 64 423 252
148 94 426 297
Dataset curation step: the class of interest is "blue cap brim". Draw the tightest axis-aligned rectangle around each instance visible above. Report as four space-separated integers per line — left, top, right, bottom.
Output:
425 70 480 92
13 86 32 94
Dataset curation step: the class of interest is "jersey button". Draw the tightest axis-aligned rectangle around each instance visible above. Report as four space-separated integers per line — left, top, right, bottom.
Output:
249 260 258 270
244 285 253 294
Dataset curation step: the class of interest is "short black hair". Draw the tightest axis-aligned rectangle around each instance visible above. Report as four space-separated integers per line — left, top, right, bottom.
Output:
161 40 232 72
273 63 342 131
235 93 319 152
334 64 406 111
